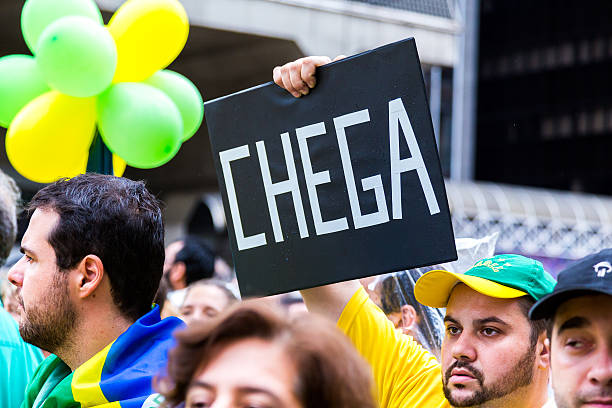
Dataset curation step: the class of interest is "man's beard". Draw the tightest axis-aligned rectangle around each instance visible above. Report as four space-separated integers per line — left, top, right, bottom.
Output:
443 344 536 407
18 272 77 353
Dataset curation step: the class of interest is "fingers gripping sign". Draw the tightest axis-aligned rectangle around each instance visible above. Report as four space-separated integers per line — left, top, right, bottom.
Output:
273 56 336 97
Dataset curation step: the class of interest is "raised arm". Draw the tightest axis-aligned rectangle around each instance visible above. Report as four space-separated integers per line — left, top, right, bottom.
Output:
275 55 446 408
300 280 361 322
275 54 358 322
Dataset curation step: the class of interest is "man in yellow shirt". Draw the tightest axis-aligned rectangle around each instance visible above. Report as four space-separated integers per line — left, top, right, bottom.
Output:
300 254 554 408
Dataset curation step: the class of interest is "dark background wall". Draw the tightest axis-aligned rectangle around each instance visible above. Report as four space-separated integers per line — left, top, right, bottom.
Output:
476 0 612 195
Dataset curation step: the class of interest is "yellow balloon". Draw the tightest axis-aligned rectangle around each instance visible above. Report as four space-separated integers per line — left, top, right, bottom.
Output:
6 91 96 183
108 0 189 83
112 154 127 177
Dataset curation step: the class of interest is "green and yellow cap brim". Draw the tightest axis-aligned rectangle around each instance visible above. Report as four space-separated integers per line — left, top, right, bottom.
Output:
414 269 528 308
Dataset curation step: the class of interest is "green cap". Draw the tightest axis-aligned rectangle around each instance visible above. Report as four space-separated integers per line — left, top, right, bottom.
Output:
415 254 557 308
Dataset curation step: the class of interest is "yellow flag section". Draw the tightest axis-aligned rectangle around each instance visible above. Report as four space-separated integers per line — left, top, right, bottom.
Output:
72 342 120 407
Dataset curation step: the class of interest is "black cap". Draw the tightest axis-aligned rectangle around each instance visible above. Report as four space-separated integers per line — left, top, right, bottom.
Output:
529 248 612 320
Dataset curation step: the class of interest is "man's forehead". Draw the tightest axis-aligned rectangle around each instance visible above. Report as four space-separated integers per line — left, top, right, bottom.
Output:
446 284 524 319
554 294 612 329
22 208 60 243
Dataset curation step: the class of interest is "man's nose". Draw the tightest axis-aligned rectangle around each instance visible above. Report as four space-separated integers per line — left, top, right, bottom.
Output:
588 345 612 387
451 332 477 362
7 258 24 287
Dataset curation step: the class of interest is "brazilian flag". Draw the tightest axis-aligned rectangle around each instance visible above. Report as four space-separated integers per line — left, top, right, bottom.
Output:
22 306 183 408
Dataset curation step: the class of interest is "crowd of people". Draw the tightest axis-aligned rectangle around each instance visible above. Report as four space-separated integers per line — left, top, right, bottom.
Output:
0 57 609 408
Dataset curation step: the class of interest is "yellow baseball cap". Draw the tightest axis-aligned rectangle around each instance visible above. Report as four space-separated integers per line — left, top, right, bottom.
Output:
414 254 555 308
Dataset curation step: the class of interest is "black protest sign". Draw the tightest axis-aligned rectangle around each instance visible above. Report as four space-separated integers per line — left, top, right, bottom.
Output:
205 38 457 297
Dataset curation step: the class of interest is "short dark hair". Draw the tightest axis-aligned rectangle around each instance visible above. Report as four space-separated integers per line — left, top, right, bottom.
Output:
28 174 164 321
174 236 215 286
380 274 408 315
0 170 19 265
158 303 376 408
516 296 549 347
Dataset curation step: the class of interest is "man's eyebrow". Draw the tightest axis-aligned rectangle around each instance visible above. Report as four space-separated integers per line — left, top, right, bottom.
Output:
557 316 591 336
474 317 510 327
444 315 460 325
20 245 35 256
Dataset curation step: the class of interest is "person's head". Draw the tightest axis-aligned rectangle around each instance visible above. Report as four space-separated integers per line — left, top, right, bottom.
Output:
530 249 612 408
158 302 375 408
180 279 238 325
164 236 215 290
2 280 21 321
379 273 420 336
415 254 555 407
0 170 19 265
7 174 164 352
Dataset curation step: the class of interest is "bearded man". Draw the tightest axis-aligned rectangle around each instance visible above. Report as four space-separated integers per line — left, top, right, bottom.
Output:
8 174 183 408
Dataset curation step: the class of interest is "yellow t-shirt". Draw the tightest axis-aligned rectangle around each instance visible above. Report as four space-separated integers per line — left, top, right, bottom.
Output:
338 287 450 408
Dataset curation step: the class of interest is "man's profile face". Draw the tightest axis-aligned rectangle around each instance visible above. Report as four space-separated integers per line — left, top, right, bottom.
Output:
163 241 184 275
163 240 185 290
551 294 612 408
7 208 76 351
442 284 536 406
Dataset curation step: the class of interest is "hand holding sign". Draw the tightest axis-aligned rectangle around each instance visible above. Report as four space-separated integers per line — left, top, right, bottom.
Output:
272 55 347 98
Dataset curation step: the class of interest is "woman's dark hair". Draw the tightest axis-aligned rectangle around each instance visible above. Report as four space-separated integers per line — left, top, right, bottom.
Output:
27 174 164 321
157 302 376 408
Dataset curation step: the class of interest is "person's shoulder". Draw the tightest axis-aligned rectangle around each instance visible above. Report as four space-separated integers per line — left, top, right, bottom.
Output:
337 286 371 332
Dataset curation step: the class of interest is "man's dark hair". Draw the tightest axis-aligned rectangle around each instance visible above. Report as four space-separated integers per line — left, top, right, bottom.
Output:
28 174 164 321
516 296 549 347
174 236 215 286
0 171 19 265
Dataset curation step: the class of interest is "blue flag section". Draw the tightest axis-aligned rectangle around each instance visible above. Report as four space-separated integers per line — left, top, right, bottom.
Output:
205 38 457 297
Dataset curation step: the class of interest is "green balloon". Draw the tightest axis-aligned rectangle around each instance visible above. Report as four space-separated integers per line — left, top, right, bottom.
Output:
0 54 50 128
36 16 117 98
98 83 183 169
144 70 204 142
21 0 103 54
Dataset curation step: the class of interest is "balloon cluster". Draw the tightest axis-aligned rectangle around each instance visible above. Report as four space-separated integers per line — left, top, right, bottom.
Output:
0 0 203 183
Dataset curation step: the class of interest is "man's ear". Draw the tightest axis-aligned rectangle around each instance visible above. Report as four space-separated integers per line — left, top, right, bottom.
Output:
168 262 186 289
536 332 551 370
400 304 418 328
74 255 105 299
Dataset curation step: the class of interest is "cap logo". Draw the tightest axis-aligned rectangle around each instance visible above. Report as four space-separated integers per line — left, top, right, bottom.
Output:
473 258 512 273
593 261 612 278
